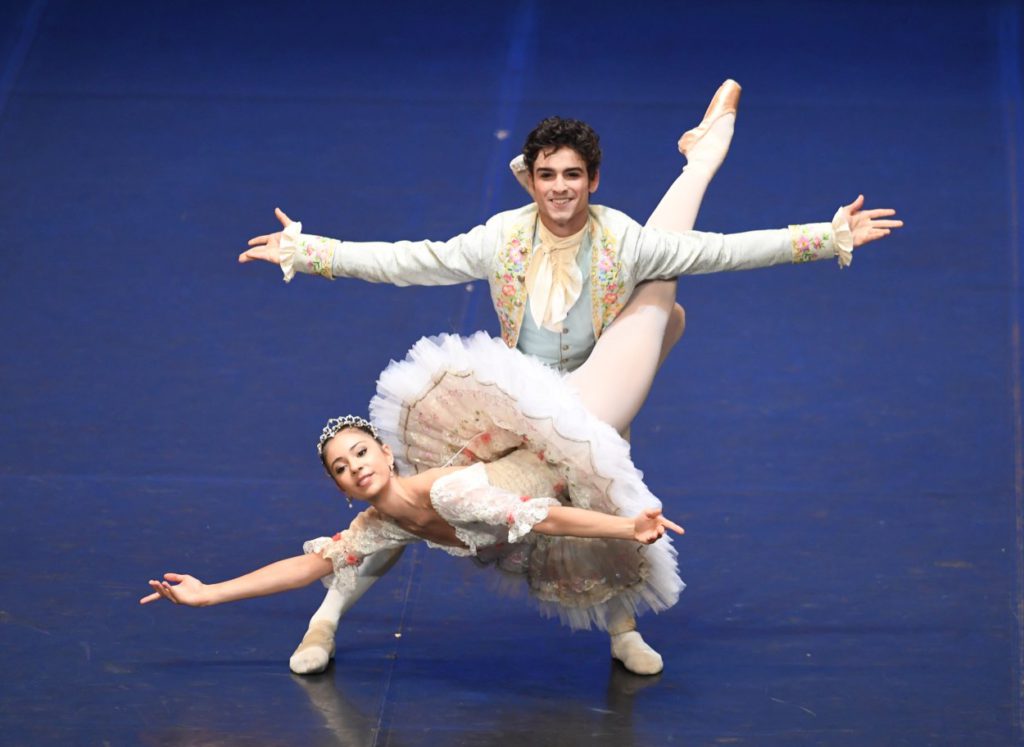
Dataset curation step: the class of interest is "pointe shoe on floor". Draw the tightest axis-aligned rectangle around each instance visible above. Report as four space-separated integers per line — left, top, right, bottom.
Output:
289 619 337 675
610 630 664 675
678 78 741 158
509 154 534 197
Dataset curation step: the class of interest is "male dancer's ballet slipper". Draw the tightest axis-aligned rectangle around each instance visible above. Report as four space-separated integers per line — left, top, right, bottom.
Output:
509 154 534 197
289 619 337 675
677 79 741 176
610 630 664 675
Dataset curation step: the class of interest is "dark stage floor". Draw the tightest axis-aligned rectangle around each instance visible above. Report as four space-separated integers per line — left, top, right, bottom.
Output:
1 1 1021 744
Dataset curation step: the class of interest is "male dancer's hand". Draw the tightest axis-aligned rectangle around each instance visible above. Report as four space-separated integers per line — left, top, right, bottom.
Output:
842 195 903 247
238 207 294 265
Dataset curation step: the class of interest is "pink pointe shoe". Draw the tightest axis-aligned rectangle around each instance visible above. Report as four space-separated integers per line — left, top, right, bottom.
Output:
678 78 742 157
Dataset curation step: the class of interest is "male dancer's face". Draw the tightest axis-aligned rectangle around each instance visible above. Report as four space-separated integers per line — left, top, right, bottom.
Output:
530 146 600 237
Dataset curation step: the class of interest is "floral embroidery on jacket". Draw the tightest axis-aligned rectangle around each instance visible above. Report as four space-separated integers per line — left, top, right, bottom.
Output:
789 224 831 264
492 209 629 347
590 224 625 337
492 222 532 347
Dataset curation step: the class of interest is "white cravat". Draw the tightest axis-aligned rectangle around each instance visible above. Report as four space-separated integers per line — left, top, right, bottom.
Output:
525 220 588 332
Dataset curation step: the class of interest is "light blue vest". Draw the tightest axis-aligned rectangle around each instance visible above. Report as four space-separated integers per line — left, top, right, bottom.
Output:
516 226 598 372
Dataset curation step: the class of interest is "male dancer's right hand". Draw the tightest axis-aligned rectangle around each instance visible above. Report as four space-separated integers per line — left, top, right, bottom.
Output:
238 207 293 265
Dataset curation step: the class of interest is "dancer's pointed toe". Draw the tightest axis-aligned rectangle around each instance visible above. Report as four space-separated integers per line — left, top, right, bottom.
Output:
678 78 741 157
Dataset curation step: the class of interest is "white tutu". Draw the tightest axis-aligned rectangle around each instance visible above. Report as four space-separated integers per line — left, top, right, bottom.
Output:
368 332 684 630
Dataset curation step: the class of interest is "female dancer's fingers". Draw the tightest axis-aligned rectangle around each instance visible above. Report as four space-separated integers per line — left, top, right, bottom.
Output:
164 572 185 582
247 234 270 247
661 518 686 535
275 207 293 227
147 580 173 603
864 208 897 219
159 583 179 604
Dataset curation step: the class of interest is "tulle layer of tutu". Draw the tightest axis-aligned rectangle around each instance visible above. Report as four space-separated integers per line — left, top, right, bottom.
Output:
369 332 684 630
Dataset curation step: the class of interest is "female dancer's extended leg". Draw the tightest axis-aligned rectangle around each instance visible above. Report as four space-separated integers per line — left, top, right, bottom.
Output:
567 81 739 434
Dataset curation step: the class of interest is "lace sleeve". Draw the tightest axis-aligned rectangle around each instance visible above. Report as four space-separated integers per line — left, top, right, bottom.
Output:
431 470 561 547
303 508 418 593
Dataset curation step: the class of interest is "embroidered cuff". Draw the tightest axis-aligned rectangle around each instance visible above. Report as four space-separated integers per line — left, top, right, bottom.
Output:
788 222 834 265
831 206 853 269
279 221 336 282
788 212 854 269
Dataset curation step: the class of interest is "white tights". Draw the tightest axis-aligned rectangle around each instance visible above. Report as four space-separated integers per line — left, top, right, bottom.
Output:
565 146 721 433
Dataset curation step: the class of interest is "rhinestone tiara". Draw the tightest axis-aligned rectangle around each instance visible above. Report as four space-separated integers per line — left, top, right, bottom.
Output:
317 415 378 456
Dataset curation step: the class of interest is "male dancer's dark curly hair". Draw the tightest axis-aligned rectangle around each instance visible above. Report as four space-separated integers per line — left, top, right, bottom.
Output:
522 117 602 179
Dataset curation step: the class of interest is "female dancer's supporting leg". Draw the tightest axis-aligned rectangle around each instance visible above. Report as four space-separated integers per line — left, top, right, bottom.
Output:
289 80 740 676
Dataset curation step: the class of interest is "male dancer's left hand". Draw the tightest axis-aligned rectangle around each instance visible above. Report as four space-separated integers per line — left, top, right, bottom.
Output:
239 207 294 266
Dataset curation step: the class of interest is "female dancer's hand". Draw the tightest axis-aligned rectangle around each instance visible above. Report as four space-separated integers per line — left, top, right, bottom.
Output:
633 508 685 544
140 573 212 607
238 207 294 266
841 194 903 247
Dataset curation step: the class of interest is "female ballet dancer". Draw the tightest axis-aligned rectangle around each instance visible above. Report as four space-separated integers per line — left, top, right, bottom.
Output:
142 333 686 655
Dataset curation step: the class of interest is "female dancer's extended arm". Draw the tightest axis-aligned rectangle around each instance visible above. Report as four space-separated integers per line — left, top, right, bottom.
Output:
140 554 333 607
533 506 684 545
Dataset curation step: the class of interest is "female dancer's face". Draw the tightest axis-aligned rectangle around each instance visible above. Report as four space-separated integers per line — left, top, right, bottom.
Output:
530 146 600 236
322 428 394 501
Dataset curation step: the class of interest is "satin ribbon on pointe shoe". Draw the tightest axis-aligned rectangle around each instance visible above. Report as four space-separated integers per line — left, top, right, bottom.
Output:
678 78 742 156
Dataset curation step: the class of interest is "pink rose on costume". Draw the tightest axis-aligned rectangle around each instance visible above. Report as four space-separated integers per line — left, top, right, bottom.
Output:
332 532 342 541
345 554 358 566
502 273 512 283
506 512 515 525
520 495 530 502
598 257 613 271
603 292 618 305
502 284 515 297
